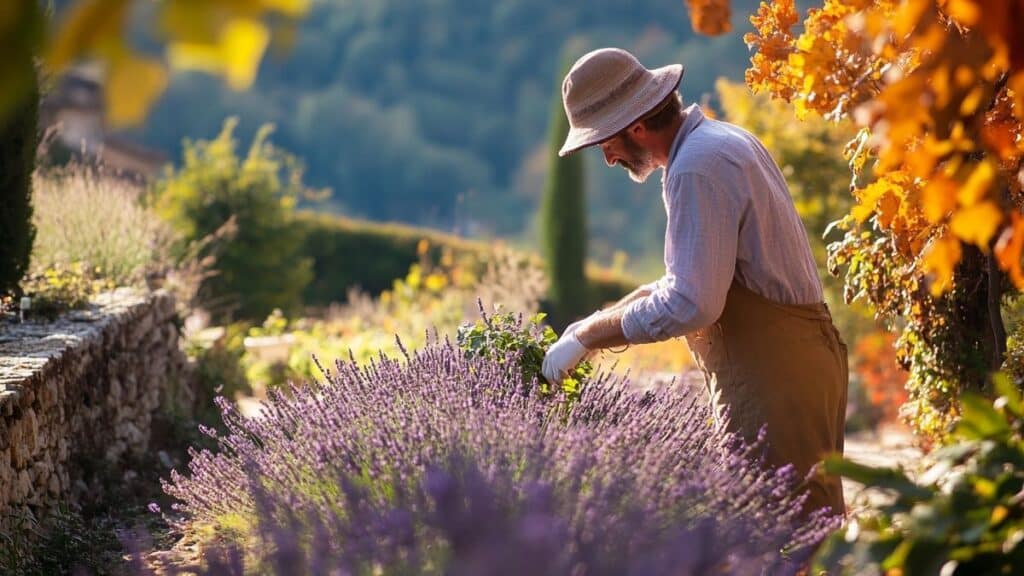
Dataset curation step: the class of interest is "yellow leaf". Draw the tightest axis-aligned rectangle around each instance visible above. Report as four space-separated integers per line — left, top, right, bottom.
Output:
221 18 270 89
47 0 131 70
975 477 997 498
944 0 981 26
893 0 930 37
992 505 1010 525
105 55 168 127
261 0 311 17
959 85 986 116
931 65 951 108
950 201 1002 249
877 192 900 229
958 160 996 207
923 176 957 223
954 65 975 89
424 273 447 293
167 42 224 75
923 234 962 296
167 17 269 90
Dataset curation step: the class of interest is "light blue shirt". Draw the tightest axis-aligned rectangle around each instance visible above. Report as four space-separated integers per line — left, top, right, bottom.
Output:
621 104 823 344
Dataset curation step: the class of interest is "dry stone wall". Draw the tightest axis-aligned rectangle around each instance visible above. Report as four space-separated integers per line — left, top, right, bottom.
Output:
0 289 189 517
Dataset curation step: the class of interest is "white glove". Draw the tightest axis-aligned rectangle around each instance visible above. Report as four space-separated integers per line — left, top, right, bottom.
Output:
542 330 591 385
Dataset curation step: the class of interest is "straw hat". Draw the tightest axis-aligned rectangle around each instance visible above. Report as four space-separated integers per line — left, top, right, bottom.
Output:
559 48 684 157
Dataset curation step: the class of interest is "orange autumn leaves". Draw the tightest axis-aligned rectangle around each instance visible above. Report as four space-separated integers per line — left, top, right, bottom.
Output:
735 0 1024 296
684 0 733 35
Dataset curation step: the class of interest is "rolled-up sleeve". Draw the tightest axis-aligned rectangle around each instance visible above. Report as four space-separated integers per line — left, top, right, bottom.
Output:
621 172 741 344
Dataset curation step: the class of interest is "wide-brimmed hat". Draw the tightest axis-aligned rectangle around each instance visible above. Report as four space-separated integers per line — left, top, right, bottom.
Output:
559 48 683 157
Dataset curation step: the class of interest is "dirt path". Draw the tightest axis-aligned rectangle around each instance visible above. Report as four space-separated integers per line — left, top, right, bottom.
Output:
842 425 923 511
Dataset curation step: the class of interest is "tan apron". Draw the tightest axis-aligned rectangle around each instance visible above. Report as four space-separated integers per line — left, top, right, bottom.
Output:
686 279 848 516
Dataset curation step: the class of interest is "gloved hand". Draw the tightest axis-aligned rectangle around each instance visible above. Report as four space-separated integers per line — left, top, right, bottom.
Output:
542 329 591 385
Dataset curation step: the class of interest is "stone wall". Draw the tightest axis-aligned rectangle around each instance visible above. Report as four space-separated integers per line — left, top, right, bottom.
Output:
0 289 189 516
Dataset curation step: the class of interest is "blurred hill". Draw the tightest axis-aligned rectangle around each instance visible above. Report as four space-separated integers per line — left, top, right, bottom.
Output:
120 0 759 276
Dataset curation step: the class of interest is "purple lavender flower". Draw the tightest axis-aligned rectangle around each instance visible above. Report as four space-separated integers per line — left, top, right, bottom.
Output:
158 340 839 573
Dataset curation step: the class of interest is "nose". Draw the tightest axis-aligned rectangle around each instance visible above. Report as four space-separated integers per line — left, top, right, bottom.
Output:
602 146 616 167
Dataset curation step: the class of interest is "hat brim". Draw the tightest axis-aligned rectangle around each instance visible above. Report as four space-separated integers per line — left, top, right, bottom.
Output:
558 64 684 157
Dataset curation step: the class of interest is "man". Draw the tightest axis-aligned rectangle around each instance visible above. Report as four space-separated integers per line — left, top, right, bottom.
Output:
541 47 848 516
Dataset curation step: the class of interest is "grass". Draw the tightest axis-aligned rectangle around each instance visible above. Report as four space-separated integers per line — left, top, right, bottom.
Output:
31 165 177 286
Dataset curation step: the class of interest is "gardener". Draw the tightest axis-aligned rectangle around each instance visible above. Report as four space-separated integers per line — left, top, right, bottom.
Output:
541 47 848 516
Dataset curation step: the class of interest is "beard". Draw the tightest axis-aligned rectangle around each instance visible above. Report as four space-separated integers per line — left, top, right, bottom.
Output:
618 132 657 183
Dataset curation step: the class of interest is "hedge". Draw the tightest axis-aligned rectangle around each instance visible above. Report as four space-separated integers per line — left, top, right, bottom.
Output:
297 211 636 310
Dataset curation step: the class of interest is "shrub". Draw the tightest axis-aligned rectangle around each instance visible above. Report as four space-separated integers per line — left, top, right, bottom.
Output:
456 308 592 403
0 61 38 296
539 52 587 329
816 373 1024 574
31 166 177 287
296 210 634 310
240 247 548 391
154 119 313 322
161 343 838 573
297 210 490 305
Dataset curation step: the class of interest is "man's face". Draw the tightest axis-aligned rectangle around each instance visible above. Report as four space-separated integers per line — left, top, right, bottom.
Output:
599 128 657 184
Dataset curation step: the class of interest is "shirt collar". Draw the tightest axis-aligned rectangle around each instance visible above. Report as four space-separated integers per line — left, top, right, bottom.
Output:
664 104 705 177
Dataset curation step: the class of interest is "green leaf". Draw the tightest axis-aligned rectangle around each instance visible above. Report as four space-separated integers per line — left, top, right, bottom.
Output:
991 371 1023 417
957 394 1011 441
825 456 932 501
882 539 913 570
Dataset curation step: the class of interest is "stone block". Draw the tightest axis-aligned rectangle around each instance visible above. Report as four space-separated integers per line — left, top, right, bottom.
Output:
0 290 183 514
16 469 30 501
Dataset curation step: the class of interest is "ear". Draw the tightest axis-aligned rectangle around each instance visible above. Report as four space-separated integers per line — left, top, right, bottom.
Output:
627 121 650 144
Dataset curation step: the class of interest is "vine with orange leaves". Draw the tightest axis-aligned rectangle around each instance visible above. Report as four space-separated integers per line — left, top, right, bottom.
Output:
684 0 1024 439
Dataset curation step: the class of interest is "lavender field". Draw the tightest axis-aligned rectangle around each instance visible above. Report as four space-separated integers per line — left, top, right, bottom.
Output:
152 332 838 574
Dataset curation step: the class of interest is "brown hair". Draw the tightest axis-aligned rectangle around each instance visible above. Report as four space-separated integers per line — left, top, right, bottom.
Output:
639 92 682 132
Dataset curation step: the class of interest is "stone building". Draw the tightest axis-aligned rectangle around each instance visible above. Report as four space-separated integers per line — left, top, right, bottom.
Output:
39 63 167 179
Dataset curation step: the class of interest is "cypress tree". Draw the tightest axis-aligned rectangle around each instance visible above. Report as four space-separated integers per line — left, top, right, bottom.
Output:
0 59 39 296
539 53 588 330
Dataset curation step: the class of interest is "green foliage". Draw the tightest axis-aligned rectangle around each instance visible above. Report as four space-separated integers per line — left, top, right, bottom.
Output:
244 251 501 390
539 51 588 330
186 324 252 422
19 263 116 320
0 60 38 296
457 310 593 404
298 210 490 305
0 0 44 122
830 226 996 438
154 118 313 322
297 210 635 309
816 373 1024 575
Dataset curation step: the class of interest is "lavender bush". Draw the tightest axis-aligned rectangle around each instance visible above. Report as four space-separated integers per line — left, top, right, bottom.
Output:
159 335 839 573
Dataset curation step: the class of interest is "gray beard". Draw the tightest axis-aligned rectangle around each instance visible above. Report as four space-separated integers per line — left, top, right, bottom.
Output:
619 134 656 183
620 157 656 183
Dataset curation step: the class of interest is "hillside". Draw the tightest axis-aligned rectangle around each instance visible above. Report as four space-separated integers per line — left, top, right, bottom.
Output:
123 0 760 272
